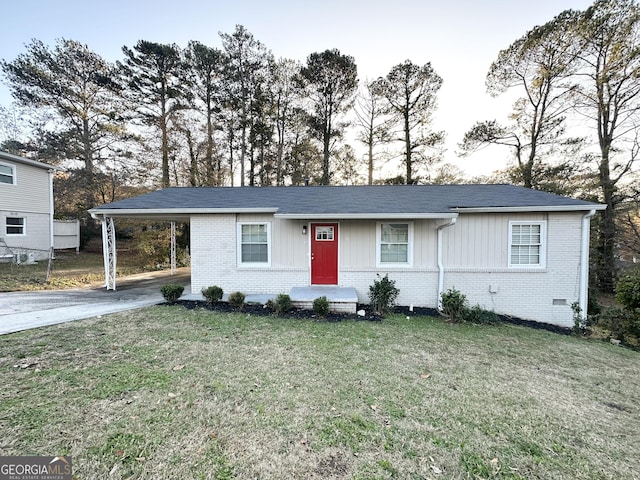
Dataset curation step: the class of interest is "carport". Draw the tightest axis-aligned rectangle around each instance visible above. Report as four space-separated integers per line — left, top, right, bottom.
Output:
89 209 190 290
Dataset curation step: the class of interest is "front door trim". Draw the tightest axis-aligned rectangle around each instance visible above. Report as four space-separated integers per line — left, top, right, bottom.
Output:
310 222 339 285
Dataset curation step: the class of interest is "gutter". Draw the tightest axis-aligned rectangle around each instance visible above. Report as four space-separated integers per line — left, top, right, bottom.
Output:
451 205 607 213
579 209 597 320
436 217 457 310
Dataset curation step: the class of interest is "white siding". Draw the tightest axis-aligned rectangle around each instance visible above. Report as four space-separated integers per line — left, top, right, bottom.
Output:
0 162 51 214
0 212 51 260
190 212 587 327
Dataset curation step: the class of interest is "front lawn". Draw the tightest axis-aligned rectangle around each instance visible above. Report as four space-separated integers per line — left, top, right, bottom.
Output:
0 309 638 479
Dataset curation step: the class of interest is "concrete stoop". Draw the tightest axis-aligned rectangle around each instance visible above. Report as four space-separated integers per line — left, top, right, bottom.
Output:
289 286 358 314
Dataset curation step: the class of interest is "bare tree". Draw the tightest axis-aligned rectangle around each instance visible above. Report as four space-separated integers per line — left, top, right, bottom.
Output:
354 80 392 184
460 11 580 189
572 0 640 291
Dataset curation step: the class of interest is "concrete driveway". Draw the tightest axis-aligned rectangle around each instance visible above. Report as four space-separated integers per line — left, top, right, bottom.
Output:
0 268 190 335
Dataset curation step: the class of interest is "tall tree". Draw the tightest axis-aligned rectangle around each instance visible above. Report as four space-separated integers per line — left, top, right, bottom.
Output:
119 40 188 188
573 0 640 292
271 58 302 185
374 60 444 184
220 25 272 186
354 80 392 185
1 38 127 212
184 41 225 185
460 11 580 189
299 49 358 185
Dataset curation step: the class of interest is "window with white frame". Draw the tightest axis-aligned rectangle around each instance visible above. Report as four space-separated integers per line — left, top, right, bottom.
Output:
509 221 546 267
238 223 270 266
0 163 15 185
378 222 412 266
6 217 25 235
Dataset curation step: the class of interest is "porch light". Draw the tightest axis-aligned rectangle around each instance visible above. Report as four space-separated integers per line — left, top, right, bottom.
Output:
302 225 307 235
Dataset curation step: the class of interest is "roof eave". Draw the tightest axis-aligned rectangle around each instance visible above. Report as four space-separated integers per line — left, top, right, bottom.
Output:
0 151 64 171
89 207 279 217
451 205 607 213
274 212 458 219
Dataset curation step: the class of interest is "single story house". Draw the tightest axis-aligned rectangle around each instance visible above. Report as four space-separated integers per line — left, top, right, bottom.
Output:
89 184 606 328
0 150 61 262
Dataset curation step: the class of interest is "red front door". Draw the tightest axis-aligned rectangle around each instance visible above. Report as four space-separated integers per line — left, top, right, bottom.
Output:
311 223 338 285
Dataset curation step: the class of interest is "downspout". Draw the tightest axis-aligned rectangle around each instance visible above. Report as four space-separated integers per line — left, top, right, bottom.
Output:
437 217 457 311
48 169 55 258
579 209 596 320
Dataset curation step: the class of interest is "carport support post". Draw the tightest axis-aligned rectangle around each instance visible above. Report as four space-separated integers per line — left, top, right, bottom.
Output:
101 216 117 290
170 221 176 275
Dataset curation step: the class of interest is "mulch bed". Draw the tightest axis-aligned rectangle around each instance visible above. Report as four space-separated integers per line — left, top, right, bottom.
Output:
166 300 440 322
163 299 575 336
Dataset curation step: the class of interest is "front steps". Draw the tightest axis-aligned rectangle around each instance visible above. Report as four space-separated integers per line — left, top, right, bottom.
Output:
289 286 358 314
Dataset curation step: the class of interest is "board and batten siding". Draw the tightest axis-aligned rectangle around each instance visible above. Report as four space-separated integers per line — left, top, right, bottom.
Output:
442 212 584 327
190 211 587 327
190 213 307 295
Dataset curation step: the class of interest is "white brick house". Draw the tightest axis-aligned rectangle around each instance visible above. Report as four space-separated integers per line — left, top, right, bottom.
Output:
89 185 605 327
0 151 60 262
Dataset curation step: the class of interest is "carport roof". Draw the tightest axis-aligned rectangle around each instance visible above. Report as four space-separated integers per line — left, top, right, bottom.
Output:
88 184 605 220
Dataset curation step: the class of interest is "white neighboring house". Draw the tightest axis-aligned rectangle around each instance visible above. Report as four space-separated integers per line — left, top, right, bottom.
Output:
89 185 606 328
0 150 61 262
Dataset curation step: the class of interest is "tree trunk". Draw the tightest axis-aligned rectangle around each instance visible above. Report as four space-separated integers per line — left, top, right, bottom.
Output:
598 148 617 292
404 109 412 184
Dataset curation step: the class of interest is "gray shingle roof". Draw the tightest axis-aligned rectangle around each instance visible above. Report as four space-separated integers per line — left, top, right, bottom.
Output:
90 185 604 218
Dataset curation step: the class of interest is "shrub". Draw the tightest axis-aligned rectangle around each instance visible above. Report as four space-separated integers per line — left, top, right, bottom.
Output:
313 296 330 317
463 305 499 325
228 291 245 310
201 285 223 305
368 274 400 315
597 307 640 342
160 284 184 304
616 269 640 311
440 288 467 322
271 293 293 316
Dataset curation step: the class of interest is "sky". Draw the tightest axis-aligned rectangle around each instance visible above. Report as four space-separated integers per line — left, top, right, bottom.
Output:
0 0 596 178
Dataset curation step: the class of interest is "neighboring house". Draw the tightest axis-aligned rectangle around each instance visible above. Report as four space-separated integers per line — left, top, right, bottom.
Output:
89 184 606 328
0 150 61 262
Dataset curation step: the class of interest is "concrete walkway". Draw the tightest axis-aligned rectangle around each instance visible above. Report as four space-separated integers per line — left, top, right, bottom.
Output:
0 268 190 335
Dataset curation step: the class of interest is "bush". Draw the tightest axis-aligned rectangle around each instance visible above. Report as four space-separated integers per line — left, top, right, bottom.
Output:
616 270 640 311
598 307 640 342
201 285 223 305
463 305 499 325
441 288 468 322
368 274 400 315
160 284 184 304
313 296 330 317
228 291 245 310
271 293 293 316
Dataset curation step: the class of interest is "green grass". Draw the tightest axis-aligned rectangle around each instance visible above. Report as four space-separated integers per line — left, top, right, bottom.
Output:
0 249 154 292
0 308 638 479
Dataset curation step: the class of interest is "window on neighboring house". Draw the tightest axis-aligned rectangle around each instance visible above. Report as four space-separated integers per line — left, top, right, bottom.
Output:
238 223 270 266
509 221 546 267
378 222 412 266
0 163 15 185
6 217 25 235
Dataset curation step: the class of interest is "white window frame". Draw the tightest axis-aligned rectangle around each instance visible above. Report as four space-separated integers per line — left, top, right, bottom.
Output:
376 221 413 268
6 216 26 236
508 221 546 268
0 162 16 185
237 222 271 267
